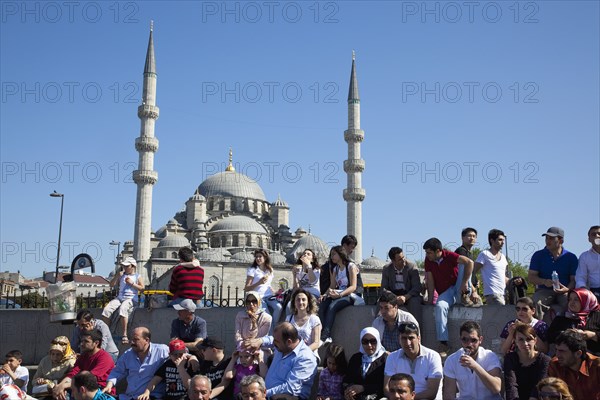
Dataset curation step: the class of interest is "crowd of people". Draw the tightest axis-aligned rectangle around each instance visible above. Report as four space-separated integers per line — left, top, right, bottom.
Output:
1 226 599 400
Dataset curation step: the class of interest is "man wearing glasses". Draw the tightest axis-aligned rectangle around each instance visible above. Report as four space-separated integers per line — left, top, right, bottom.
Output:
443 321 502 400
547 330 600 400
72 309 119 362
383 322 442 400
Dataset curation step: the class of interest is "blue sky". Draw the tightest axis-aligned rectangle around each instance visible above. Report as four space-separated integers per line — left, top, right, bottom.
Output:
1 1 599 278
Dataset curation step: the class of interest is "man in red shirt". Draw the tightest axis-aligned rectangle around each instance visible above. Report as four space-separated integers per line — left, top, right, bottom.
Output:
423 237 474 356
169 247 205 306
548 330 600 400
52 329 115 400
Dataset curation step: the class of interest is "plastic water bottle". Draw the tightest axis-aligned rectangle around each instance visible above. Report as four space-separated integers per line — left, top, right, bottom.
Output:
139 294 145 308
551 271 560 290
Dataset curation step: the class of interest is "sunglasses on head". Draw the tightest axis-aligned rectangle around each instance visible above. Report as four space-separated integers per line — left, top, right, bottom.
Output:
399 322 418 332
361 338 378 346
460 337 479 344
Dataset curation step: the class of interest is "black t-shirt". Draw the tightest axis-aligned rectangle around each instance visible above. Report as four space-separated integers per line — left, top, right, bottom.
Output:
199 357 232 400
455 245 479 287
155 359 195 400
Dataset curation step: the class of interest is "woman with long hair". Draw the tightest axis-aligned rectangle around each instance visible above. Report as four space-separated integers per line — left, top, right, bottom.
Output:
504 323 550 400
500 296 549 354
319 246 359 342
547 288 600 355
292 249 321 299
288 288 322 359
244 249 282 330
536 377 574 400
343 327 387 400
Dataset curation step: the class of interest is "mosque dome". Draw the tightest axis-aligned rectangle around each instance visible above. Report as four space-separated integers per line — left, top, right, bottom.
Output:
198 171 266 201
230 251 256 264
210 215 268 234
196 248 231 262
155 225 167 238
157 234 190 248
286 234 331 264
361 255 386 269
269 252 287 265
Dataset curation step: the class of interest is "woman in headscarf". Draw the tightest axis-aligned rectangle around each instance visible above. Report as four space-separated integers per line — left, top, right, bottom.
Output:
32 336 76 398
235 291 272 350
547 288 600 355
342 327 387 400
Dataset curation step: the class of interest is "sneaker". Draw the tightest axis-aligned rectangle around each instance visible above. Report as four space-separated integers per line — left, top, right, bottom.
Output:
471 296 483 307
461 293 474 307
323 337 333 344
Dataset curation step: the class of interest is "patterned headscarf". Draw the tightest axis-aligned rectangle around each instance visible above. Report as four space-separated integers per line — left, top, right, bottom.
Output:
566 288 600 328
51 336 76 362
245 291 263 330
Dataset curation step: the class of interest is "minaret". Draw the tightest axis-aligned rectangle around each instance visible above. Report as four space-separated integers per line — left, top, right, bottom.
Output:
133 21 159 283
343 51 365 263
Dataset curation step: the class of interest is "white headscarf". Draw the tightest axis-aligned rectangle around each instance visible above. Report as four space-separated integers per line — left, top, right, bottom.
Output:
359 327 386 377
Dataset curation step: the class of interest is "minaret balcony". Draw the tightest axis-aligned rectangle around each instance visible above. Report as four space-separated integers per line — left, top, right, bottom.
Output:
343 188 366 202
133 170 158 185
135 137 159 153
344 129 364 143
138 104 160 119
343 159 365 173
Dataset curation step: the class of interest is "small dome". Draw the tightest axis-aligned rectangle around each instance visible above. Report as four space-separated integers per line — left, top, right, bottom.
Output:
273 195 288 208
190 189 206 202
210 216 268 234
196 248 231 262
361 255 386 269
167 218 179 225
157 234 190 248
198 171 266 201
286 234 331 264
270 252 287 265
230 251 256 264
155 225 167 238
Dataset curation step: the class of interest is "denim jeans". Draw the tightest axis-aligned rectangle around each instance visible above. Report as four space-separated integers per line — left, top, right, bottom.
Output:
318 296 353 339
434 264 470 341
262 296 283 333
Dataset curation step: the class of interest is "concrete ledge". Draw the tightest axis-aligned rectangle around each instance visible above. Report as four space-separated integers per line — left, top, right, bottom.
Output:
1 305 515 365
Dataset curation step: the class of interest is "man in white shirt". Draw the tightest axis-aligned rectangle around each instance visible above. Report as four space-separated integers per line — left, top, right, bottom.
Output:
443 321 502 400
575 225 600 299
474 229 509 305
383 322 442 400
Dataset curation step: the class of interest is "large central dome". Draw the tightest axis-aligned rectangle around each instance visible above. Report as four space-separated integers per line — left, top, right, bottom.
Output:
198 171 266 201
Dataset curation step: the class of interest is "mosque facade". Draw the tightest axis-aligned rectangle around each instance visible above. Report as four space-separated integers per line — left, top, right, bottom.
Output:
119 26 385 298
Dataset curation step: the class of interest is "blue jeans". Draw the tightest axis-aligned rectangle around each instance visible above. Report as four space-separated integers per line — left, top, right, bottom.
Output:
262 296 283 333
434 264 470 341
318 296 353 339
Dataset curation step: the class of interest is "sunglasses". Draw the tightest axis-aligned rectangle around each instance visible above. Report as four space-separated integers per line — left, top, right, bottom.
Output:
460 337 479 344
539 392 562 400
361 338 378 346
399 322 418 332
515 306 530 312
246 299 258 305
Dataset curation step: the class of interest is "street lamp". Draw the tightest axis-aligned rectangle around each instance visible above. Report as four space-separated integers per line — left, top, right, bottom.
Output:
49 191 64 283
109 240 121 269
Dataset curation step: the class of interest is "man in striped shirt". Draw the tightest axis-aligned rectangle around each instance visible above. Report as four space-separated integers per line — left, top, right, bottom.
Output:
169 247 205 306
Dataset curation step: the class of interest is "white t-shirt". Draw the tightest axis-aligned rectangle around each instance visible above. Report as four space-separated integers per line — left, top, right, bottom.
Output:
334 264 356 291
476 250 508 296
246 266 274 297
385 345 443 400
443 346 502 400
289 314 321 346
295 269 321 298
0 365 29 391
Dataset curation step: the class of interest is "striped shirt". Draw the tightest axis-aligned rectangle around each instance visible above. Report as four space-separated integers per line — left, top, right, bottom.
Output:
169 264 204 300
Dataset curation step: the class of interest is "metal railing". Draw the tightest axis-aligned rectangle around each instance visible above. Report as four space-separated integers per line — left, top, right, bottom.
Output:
0 285 382 309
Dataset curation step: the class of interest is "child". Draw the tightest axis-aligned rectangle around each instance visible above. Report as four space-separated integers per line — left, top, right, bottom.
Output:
211 347 267 399
0 350 29 392
317 344 347 400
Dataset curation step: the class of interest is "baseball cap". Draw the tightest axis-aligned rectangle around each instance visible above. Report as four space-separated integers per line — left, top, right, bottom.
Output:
120 256 137 266
542 227 564 238
197 337 224 350
173 299 197 312
169 339 186 353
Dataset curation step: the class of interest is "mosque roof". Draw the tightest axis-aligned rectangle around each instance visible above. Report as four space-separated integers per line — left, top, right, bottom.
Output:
196 248 231 262
361 255 386 269
286 234 331 264
210 215 268 234
157 234 190 248
198 171 266 201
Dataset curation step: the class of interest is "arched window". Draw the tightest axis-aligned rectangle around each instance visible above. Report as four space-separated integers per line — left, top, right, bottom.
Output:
207 275 220 298
221 236 227 247
246 235 252 246
171 252 178 258
232 235 239 247
159 252 164 258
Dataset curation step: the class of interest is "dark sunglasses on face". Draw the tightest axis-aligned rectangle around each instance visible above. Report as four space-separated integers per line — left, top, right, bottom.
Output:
361 338 378 346
246 299 258 305
515 306 530 312
539 392 561 400
460 337 479 344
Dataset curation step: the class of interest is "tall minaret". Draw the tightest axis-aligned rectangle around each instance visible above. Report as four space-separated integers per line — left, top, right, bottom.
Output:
343 51 365 263
133 21 159 283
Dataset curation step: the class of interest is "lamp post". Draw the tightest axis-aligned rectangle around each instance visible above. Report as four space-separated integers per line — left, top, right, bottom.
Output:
109 240 121 269
50 191 64 283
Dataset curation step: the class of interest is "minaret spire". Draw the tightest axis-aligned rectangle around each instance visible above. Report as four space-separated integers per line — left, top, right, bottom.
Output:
343 51 365 263
133 23 160 283
225 147 235 172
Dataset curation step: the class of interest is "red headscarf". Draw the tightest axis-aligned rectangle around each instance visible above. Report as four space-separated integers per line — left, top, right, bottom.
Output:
567 288 600 328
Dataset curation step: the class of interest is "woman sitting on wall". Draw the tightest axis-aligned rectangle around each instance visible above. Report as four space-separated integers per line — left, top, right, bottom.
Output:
244 249 283 331
287 288 322 360
235 291 272 351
